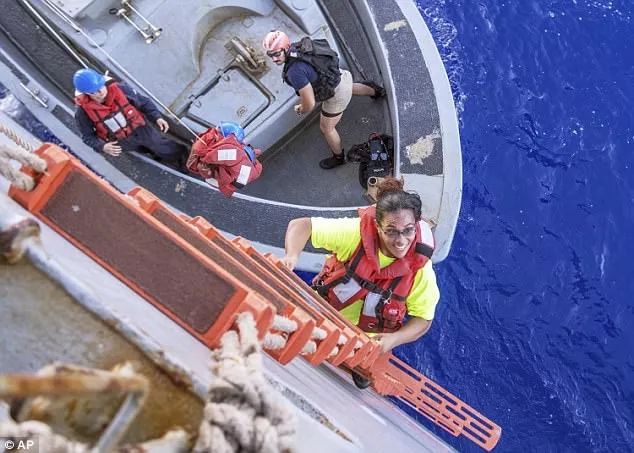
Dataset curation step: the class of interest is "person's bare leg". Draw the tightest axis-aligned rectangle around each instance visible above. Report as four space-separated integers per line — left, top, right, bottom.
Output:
352 82 375 96
320 112 344 155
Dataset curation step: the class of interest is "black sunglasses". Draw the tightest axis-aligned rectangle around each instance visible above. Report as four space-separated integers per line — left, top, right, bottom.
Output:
379 226 416 239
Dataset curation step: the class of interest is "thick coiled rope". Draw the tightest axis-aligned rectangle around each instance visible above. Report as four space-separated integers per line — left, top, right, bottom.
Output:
0 120 45 190
0 122 38 152
194 312 295 453
0 144 46 191
0 407 88 453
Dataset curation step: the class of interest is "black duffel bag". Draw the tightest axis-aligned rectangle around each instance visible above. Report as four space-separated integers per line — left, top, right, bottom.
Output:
347 133 394 189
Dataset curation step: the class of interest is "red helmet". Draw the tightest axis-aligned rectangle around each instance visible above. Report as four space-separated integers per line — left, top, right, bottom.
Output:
262 30 290 53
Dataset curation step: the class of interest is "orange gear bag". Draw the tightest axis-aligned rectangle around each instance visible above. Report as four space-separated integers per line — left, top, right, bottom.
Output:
186 127 263 197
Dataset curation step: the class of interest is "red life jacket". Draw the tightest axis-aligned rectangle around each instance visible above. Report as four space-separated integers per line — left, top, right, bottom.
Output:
314 206 435 333
186 127 263 197
75 81 146 141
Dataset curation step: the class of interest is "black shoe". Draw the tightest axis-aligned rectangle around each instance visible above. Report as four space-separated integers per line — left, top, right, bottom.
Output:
359 80 386 100
352 371 372 389
319 152 345 170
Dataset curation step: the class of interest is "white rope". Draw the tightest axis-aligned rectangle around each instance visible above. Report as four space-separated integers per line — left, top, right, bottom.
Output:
347 340 365 360
298 327 329 356
0 418 88 453
195 312 296 453
300 341 316 355
0 122 40 153
325 334 350 358
310 327 327 341
0 144 47 191
0 145 47 172
263 333 287 351
271 315 297 334
262 315 300 351
0 404 188 452
0 157 35 191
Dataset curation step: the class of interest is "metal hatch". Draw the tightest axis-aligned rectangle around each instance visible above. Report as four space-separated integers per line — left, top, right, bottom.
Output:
184 37 270 129
186 66 269 128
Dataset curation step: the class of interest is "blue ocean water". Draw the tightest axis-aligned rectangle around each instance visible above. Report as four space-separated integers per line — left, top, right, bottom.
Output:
407 1 634 451
2 2 633 452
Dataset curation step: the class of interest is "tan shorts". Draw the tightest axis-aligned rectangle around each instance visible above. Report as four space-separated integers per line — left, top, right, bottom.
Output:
321 69 353 117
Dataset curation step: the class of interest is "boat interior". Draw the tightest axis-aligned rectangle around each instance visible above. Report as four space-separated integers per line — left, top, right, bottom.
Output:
0 0 458 267
2 0 390 206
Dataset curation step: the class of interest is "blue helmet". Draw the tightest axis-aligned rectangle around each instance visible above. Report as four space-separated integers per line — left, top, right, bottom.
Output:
219 121 245 142
73 68 106 94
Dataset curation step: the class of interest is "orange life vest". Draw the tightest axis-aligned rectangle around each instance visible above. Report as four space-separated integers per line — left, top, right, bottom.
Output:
75 81 146 141
314 206 435 333
186 127 263 197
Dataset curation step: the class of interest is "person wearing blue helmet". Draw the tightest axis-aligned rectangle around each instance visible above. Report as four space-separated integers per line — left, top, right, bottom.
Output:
73 68 187 166
219 121 245 142
219 122 258 162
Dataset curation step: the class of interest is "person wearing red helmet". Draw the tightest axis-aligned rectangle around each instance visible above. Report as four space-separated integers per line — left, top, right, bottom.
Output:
262 30 385 170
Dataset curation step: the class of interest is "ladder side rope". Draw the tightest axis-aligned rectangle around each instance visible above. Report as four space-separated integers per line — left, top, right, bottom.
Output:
346 340 364 360
262 314 299 351
0 413 89 453
271 315 297 333
1 217 295 452
0 122 40 153
1 401 190 452
327 335 348 358
0 157 34 191
310 327 327 341
300 341 317 355
195 312 296 453
263 333 287 351
297 327 327 355
0 145 46 171
0 145 47 191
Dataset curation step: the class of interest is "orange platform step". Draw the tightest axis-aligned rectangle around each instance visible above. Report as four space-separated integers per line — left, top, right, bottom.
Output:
127 187 318 364
9 144 274 348
187 216 344 366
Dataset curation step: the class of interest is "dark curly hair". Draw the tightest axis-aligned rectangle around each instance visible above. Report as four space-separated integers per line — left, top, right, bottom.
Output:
375 177 422 224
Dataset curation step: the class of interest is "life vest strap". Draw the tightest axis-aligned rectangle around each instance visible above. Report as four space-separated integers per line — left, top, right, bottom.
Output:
313 245 364 294
374 276 404 331
415 242 434 259
357 276 406 302
315 245 406 303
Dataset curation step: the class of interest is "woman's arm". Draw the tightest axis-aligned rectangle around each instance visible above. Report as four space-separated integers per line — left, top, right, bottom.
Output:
374 317 432 353
282 217 312 270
